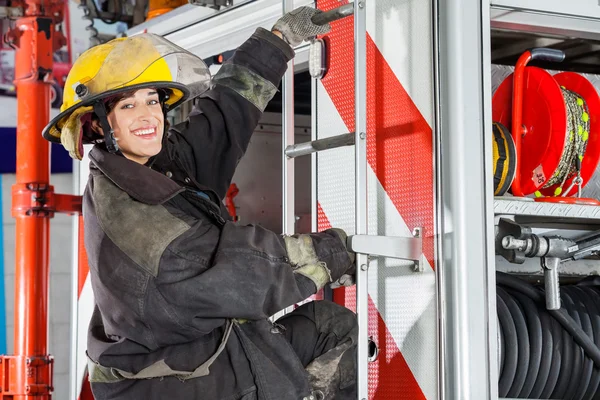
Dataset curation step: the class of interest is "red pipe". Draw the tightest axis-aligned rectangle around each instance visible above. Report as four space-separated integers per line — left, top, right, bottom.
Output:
11 15 54 399
510 50 531 198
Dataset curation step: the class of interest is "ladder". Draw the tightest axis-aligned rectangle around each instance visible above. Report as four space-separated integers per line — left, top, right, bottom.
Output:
280 1 425 399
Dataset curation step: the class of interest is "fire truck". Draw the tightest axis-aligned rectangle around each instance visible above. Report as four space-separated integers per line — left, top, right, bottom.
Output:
6 0 600 399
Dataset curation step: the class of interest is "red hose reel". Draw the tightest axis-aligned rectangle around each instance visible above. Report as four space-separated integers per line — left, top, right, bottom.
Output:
492 48 600 205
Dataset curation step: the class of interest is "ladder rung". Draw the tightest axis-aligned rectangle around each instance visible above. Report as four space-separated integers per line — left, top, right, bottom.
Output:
285 132 355 158
311 3 354 26
348 233 424 271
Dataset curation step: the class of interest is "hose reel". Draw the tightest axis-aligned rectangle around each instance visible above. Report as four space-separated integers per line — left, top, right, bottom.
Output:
497 274 600 399
496 221 600 398
492 48 600 204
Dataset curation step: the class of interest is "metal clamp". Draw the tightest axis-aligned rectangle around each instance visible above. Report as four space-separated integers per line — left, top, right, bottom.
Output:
12 183 82 217
348 227 424 272
0 355 54 395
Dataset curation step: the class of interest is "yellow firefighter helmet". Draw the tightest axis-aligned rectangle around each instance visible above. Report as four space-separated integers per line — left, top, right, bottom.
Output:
43 33 212 160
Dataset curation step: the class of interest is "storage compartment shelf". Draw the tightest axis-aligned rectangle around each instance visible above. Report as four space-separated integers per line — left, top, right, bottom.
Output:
495 198 600 224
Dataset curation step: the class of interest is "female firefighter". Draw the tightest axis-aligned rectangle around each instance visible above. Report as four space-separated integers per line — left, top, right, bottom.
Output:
42 6 358 400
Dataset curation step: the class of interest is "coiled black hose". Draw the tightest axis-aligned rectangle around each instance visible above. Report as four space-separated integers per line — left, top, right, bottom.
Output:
496 272 600 399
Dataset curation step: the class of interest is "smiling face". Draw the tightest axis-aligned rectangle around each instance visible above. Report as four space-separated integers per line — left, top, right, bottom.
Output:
93 88 165 165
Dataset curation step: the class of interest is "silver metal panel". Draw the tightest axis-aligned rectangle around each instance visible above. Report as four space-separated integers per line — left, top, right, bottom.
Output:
128 0 257 36
481 1 500 398
128 0 313 63
436 0 493 398
494 198 600 223
490 6 600 41
496 255 600 276
491 0 600 20
230 113 312 233
354 0 369 398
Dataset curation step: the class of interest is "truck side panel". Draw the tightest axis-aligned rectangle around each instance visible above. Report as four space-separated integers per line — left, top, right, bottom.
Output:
315 0 437 398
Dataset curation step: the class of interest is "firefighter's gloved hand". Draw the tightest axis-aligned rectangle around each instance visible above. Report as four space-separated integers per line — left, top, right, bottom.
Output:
328 228 356 289
284 228 356 291
272 6 331 47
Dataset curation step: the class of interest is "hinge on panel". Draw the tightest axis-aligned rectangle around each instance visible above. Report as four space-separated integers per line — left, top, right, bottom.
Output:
348 227 425 272
12 183 82 217
0 355 54 396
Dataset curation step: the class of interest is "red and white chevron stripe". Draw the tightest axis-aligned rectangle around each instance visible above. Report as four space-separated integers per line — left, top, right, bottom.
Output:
316 0 438 398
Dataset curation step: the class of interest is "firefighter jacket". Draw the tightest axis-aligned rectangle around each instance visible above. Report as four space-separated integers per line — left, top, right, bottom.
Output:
82 27 354 400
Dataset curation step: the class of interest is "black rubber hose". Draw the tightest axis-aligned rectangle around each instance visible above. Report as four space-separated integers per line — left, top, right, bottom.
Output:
558 290 581 400
497 272 600 368
498 315 505 380
570 288 595 400
540 317 562 398
508 288 543 398
498 287 530 398
497 291 518 397
528 310 554 399
494 274 600 399
583 287 600 400
549 300 572 400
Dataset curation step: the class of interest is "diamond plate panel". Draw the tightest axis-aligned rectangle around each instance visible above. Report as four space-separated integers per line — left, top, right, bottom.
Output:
491 64 600 200
494 198 600 220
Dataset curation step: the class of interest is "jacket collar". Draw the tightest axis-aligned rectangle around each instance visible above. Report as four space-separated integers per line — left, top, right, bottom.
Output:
89 145 184 205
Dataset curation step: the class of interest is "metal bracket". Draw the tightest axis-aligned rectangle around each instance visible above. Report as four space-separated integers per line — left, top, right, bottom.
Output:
348 227 424 272
0 355 54 395
12 183 82 217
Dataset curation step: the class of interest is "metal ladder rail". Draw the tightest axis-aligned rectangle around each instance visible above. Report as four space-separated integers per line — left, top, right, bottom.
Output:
353 2 369 399
282 2 423 399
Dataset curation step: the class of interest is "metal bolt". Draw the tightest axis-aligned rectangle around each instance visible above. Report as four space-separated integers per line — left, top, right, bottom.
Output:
360 264 368 271
75 84 88 97
359 132 366 139
358 2 364 8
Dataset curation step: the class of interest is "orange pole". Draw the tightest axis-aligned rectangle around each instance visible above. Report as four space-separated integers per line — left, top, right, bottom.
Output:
6 10 55 400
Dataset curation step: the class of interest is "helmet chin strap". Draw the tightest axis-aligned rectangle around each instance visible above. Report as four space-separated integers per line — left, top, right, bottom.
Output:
93 101 119 154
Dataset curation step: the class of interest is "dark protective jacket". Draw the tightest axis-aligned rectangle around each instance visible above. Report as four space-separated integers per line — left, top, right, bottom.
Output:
83 28 353 400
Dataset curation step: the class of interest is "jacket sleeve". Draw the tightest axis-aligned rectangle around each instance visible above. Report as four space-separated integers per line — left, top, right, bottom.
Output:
148 221 352 337
167 27 295 200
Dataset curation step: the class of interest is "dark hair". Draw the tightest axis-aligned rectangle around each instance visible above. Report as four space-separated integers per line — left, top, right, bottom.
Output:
104 89 140 114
